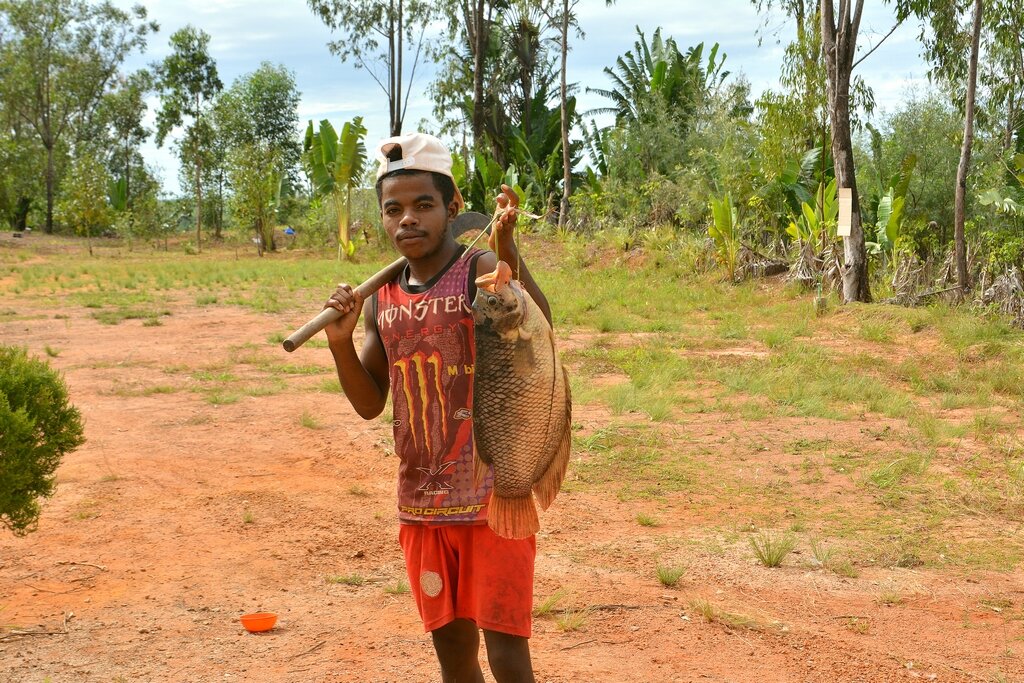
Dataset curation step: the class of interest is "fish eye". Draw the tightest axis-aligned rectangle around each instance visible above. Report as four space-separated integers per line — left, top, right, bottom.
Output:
486 295 498 306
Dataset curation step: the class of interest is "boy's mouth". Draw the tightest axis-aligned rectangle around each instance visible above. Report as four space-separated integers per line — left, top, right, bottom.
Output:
396 231 426 243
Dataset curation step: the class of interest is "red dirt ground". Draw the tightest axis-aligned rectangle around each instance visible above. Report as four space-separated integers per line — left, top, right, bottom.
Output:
1 271 1023 682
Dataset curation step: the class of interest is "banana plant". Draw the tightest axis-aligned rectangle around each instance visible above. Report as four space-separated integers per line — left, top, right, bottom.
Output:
302 116 367 259
709 193 740 280
107 177 128 212
867 187 905 254
786 179 838 244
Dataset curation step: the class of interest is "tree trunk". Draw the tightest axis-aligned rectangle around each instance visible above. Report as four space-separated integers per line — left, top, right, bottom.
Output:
395 0 404 136
14 197 30 231
194 92 203 253
216 170 224 240
471 0 486 149
45 143 55 234
195 154 202 253
821 0 870 303
955 0 983 292
1006 70 1017 152
558 0 571 231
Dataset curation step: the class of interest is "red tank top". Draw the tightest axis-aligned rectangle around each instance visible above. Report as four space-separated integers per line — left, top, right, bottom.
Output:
374 247 491 525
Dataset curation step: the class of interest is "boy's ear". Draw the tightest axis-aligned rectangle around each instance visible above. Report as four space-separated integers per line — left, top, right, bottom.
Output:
447 199 459 220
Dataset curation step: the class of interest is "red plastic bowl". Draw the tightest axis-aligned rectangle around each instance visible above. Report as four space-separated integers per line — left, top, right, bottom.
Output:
240 612 277 633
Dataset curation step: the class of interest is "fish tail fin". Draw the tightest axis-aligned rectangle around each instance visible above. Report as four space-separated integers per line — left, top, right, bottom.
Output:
488 494 540 539
533 366 572 510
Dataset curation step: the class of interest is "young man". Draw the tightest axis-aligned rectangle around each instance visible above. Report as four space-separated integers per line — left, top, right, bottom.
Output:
322 132 551 683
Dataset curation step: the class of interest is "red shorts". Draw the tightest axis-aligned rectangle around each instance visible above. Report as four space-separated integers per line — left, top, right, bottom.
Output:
399 523 536 638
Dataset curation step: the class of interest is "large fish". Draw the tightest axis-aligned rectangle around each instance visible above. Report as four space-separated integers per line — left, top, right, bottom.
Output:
472 260 572 539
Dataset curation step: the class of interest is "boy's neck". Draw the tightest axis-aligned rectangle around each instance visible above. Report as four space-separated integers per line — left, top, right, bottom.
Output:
404 236 460 286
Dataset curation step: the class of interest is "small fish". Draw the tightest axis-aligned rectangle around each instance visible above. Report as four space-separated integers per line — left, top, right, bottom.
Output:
472 261 572 539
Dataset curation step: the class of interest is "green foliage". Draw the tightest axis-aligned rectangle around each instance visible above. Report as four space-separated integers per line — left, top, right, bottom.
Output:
56 150 113 253
749 531 797 568
302 117 368 257
0 346 85 535
0 0 157 233
219 63 300 253
709 194 740 280
786 179 838 244
154 25 222 247
154 27 223 147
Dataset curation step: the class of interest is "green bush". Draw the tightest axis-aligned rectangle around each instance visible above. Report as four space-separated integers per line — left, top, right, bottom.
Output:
0 346 85 535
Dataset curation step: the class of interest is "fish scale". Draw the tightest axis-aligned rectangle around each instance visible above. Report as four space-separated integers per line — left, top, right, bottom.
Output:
472 262 571 539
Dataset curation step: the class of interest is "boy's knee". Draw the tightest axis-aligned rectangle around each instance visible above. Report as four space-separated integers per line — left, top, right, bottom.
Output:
483 631 534 682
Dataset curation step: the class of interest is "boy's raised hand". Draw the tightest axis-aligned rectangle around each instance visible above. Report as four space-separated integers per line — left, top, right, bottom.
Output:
323 283 364 342
489 183 519 256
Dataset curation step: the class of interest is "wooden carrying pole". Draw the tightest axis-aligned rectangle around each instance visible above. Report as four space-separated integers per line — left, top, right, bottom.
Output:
282 211 492 353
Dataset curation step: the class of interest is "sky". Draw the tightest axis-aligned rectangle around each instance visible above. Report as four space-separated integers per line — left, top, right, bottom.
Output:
115 0 935 195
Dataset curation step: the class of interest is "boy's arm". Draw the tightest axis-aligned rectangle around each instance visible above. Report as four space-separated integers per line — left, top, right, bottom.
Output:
324 287 389 419
483 183 553 325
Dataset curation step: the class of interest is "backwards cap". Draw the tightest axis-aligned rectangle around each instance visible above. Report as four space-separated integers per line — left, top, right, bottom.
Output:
375 132 465 211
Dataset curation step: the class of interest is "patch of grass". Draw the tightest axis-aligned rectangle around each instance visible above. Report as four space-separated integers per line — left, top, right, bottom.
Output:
533 589 568 617
315 377 341 393
205 392 241 405
844 617 870 634
636 513 660 527
196 293 219 305
876 591 903 606
193 370 238 383
348 484 370 497
242 510 255 524
750 531 797 568
299 410 322 429
858 319 896 343
866 453 931 503
242 380 288 397
326 574 365 586
555 607 590 632
690 599 763 631
656 565 685 587
44 345 60 357
383 580 410 595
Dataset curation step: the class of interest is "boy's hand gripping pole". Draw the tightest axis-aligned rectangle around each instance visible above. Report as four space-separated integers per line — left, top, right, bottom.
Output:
282 211 491 352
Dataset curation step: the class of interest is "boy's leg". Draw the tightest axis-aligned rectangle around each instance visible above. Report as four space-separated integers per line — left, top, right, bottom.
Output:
482 629 535 683
431 618 485 683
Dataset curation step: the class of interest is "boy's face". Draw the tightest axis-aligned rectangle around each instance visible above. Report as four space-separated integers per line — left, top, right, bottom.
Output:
379 173 458 260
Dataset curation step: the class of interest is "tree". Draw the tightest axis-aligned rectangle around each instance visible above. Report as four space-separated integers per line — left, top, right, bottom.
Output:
100 70 152 214
0 0 157 234
154 26 222 252
953 0 983 291
588 28 728 177
0 345 85 536
820 0 871 302
0 107 42 232
302 117 368 259
218 63 301 253
57 149 113 256
307 0 435 136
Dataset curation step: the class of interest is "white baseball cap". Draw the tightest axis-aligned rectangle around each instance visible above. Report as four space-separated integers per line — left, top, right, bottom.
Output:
375 132 465 211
